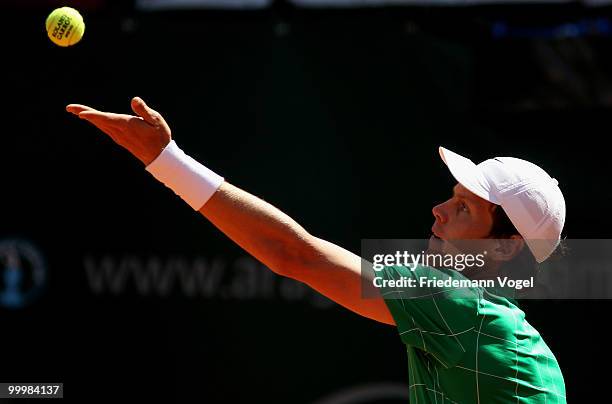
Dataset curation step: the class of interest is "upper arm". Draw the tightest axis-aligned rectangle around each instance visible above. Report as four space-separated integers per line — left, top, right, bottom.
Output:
283 235 395 326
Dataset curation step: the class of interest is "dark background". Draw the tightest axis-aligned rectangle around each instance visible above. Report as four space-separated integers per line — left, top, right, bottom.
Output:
2 1 611 402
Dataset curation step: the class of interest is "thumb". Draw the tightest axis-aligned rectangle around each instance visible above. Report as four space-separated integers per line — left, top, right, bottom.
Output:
130 97 159 125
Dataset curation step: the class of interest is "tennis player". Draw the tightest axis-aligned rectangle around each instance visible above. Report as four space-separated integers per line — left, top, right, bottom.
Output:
67 97 566 403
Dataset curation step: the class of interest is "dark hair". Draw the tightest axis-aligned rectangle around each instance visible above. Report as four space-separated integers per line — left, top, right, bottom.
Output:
489 205 567 261
489 206 537 279
489 206 569 298
489 205 522 239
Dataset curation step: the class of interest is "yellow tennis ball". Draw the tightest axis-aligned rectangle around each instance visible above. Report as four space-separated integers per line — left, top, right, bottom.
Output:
46 7 85 47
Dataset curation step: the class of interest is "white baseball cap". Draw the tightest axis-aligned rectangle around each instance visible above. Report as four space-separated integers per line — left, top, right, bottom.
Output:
439 147 566 263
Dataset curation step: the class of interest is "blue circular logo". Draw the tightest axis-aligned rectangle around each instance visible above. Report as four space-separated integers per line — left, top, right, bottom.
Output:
0 239 47 309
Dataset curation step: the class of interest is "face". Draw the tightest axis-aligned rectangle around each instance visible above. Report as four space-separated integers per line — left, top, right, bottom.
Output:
430 183 497 253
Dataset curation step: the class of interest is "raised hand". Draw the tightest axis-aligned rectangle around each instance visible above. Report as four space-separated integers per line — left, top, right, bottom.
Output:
66 97 172 165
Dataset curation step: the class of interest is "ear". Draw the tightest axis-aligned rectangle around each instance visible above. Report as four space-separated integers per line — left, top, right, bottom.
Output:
488 235 525 262
488 203 498 214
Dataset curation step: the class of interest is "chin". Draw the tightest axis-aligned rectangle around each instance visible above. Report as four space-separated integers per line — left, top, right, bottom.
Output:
428 234 444 254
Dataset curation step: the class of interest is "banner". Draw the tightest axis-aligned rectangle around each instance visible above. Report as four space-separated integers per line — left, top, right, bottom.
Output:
137 0 272 9
137 0 611 9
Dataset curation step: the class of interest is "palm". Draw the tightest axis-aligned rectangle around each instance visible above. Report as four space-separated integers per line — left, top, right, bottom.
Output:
66 97 172 165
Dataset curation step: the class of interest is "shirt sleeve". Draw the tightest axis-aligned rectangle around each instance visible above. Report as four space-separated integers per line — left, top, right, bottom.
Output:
376 265 482 368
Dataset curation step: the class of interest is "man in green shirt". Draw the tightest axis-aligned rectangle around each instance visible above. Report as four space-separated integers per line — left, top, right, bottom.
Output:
378 262 565 403
66 98 567 403
372 147 567 403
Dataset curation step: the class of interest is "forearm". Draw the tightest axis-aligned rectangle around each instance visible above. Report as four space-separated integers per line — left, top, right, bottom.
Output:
198 182 394 325
199 181 314 277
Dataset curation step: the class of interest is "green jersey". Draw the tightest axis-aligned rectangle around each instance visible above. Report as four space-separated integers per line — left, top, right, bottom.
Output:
378 265 566 403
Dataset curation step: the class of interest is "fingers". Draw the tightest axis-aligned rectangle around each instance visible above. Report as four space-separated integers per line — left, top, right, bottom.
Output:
130 97 160 126
68 99 160 129
66 105 128 129
78 110 131 127
66 104 97 115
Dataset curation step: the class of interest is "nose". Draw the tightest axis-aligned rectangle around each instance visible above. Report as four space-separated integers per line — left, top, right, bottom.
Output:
432 202 447 224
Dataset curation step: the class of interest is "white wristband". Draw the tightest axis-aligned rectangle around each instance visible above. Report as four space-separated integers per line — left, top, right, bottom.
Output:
145 140 224 210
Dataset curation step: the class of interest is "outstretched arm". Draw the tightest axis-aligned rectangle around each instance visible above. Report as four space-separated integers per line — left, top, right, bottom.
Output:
66 98 394 326
201 182 394 325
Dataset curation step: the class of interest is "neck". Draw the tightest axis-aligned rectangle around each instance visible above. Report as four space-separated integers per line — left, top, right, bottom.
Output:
461 262 502 281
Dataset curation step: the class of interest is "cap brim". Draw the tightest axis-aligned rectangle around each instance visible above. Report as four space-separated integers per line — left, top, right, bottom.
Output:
439 147 497 204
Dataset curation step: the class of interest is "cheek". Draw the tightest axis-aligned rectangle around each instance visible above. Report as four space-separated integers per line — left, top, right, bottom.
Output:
468 214 495 238
451 215 492 238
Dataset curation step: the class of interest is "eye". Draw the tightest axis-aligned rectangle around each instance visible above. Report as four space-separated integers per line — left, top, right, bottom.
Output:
459 201 469 213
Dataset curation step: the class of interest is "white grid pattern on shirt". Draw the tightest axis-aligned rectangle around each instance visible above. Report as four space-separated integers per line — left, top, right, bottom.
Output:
475 314 486 404
409 383 459 404
412 316 428 353
432 296 466 352
454 365 567 399
400 327 475 338
510 306 520 404
528 329 546 404
408 348 419 404
385 266 565 403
